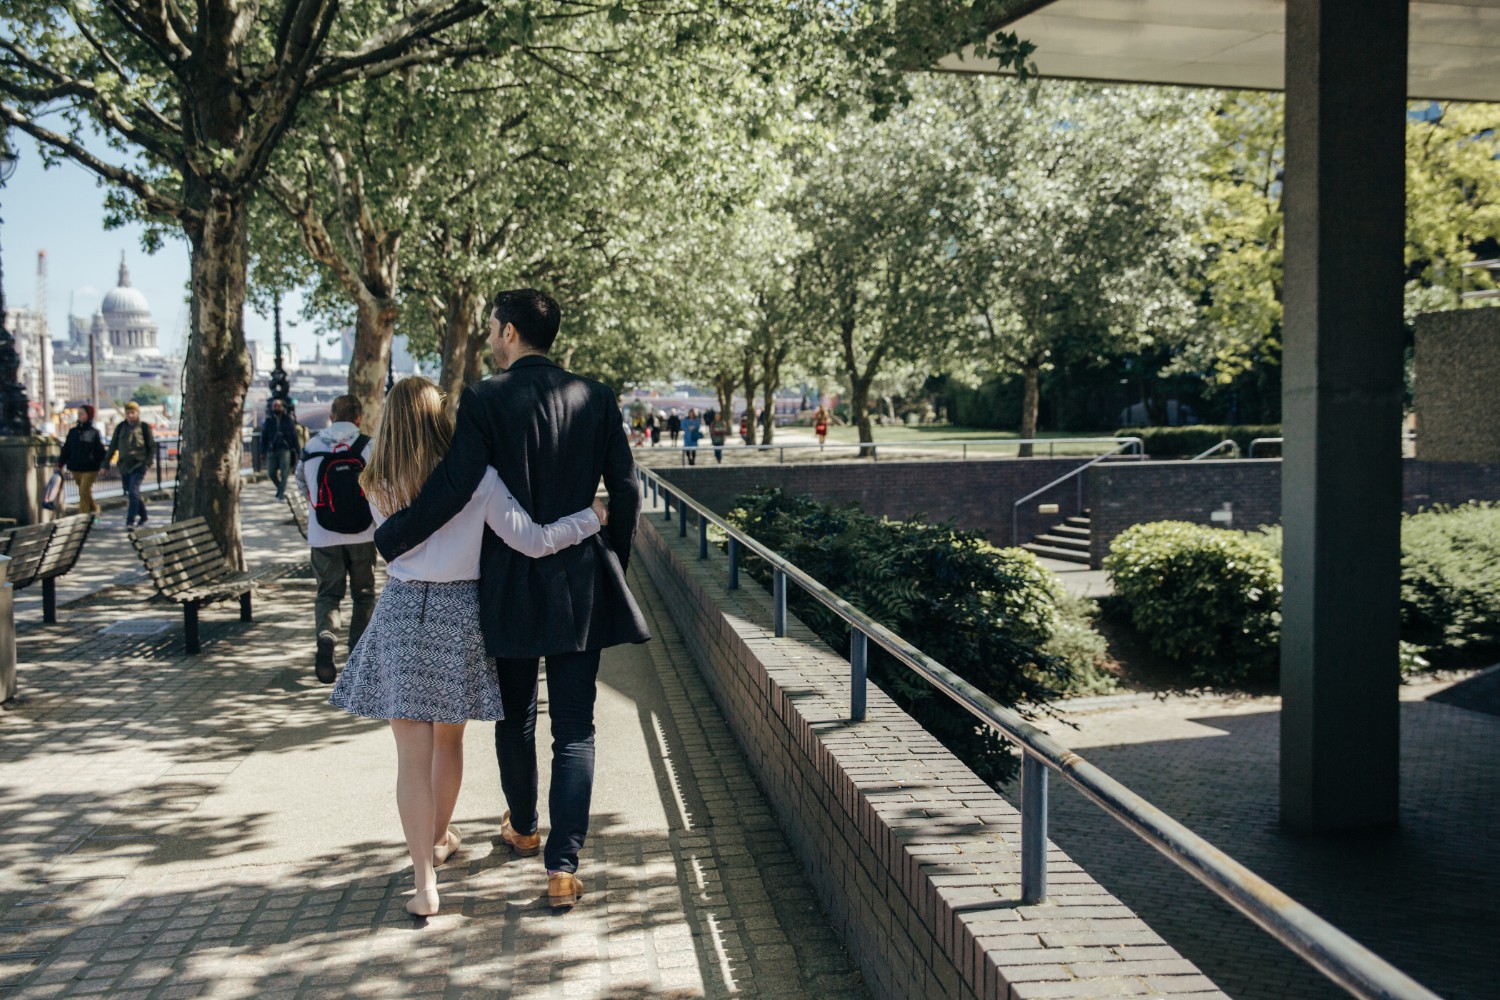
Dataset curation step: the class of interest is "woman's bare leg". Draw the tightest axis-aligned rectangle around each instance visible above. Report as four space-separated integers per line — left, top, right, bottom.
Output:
432 721 466 864
390 719 439 915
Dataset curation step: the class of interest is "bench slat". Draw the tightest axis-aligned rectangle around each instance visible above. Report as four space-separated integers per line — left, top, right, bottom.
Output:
36 515 93 580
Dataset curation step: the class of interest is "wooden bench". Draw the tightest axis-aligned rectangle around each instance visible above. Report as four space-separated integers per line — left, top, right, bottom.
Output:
129 517 285 654
0 515 93 623
286 488 309 540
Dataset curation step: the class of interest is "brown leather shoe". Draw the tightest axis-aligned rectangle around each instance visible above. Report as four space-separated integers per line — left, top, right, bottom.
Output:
500 811 540 857
548 871 584 910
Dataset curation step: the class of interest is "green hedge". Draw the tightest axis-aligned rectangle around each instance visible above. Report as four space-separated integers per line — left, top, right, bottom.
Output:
726 488 1099 785
1104 521 1282 685
1113 425 1282 458
1400 503 1500 651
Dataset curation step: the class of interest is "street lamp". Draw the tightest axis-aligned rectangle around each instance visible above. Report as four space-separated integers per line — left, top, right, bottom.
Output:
0 144 34 437
269 294 291 408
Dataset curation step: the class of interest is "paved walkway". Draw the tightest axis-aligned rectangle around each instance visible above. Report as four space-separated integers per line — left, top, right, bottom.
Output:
1018 683 1500 1000
1 490 866 999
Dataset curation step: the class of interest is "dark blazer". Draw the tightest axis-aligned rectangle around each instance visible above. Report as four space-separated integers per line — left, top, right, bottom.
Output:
374 356 650 657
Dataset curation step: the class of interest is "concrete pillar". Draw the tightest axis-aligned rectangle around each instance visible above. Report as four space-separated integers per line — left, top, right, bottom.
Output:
0 437 43 526
1280 0 1408 830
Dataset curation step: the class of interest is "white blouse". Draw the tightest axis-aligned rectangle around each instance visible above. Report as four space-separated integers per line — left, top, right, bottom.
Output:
374 467 600 583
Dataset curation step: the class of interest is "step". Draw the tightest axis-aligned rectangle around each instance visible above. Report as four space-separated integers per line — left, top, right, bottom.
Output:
1052 524 1091 539
1022 543 1092 565
1065 516 1092 529
1033 533 1090 552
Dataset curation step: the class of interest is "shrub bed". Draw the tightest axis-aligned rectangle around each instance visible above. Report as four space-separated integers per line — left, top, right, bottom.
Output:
1106 504 1500 685
726 488 1110 785
1104 521 1282 684
1113 424 1282 458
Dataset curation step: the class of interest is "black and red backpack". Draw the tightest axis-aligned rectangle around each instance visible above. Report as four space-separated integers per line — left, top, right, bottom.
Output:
303 435 373 534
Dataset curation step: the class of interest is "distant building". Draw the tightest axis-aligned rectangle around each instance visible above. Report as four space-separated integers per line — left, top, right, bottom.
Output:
98 255 161 357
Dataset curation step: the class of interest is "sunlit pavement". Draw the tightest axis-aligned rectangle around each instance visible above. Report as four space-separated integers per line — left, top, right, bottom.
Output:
1021 679 1500 1000
0 487 866 998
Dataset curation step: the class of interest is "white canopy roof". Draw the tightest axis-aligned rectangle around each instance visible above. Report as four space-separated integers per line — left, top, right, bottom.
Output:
938 0 1500 101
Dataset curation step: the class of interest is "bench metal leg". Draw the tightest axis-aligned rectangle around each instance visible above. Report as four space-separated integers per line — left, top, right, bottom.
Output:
240 591 253 622
42 578 57 625
184 603 201 655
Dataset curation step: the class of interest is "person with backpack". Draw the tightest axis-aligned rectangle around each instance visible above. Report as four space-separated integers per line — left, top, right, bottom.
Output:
104 401 156 528
295 394 378 684
56 404 107 518
261 397 301 501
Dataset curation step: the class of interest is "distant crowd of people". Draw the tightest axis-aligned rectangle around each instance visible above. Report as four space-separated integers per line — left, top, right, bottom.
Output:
626 403 831 462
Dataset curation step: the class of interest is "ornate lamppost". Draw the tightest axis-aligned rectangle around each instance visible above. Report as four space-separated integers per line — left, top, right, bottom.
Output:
268 294 292 408
0 144 33 437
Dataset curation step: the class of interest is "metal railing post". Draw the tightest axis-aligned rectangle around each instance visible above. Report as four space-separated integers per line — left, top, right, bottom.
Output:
663 491 672 522
850 629 867 721
679 504 688 537
727 538 739 590
1021 754 1049 904
699 516 708 560
651 479 658 507
774 570 787 637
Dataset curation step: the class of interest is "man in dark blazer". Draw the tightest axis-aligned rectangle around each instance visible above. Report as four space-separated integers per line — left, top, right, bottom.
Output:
374 288 649 908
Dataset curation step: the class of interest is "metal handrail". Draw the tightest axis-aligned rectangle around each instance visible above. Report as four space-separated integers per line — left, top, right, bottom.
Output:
1192 439 1241 460
637 465 1441 1000
642 435 1147 466
1009 439 1144 544
1249 437 1284 458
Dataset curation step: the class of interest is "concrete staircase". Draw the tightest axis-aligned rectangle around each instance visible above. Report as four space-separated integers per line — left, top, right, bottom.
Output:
1022 512 1092 565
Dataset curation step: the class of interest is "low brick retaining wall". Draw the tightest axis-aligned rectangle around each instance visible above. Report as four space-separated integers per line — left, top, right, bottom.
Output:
656 458 1085 548
635 513 1226 1000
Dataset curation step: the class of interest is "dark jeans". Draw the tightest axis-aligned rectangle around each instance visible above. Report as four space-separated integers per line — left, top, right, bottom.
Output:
310 543 377 651
122 467 147 524
494 650 601 873
267 448 295 497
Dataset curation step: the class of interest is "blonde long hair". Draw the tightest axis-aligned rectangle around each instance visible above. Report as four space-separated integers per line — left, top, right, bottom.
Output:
361 376 453 517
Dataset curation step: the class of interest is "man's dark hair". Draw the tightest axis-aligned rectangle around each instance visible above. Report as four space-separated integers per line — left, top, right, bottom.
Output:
492 288 561 353
330 394 363 423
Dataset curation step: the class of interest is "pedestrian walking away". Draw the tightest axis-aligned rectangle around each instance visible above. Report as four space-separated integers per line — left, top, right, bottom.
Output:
57 404 106 519
261 398 300 500
707 409 728 464
104 401 155 528
331 375 606 918
666 409 681 446
813 405 829 448
649 411 662 447
296 394 378 684
376 288 649 913
682 409 702 466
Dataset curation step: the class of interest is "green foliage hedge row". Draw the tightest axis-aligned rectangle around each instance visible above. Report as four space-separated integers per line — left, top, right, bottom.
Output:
1107 504 1500 685
1104 522 1282 684
1113 425 1282 458
726 488 1106 785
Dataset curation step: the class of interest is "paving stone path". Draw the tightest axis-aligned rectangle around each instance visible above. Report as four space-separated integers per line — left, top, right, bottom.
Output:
1018 686 1500 1000
0 491 866 999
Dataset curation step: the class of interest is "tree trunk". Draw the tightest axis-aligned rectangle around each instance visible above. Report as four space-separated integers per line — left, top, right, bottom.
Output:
437 287 481 417
740 351 760 440
463 326 488 387
850 378 875 454
713 372 737 423
348 296 399 433
1019 363 1041 458
176 190 253 567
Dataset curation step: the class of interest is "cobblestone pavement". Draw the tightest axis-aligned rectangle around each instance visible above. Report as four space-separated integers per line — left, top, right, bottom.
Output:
1015 684 1500 1000
0 495 866 999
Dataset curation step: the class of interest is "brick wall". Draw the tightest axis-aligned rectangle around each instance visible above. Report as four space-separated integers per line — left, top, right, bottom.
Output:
656 458 1090 547
635 514 1226 1000
1085 461 1283 567
655 457 1500 570
1085 459 1500 567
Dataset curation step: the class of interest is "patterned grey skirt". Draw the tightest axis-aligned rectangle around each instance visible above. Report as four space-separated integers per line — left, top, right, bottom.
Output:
328 579 504 723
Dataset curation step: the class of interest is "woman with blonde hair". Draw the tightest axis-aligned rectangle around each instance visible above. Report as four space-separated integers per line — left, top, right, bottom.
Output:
329 376 606 917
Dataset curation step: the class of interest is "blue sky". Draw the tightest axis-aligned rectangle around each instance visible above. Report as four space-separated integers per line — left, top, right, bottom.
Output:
1 148 321 357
